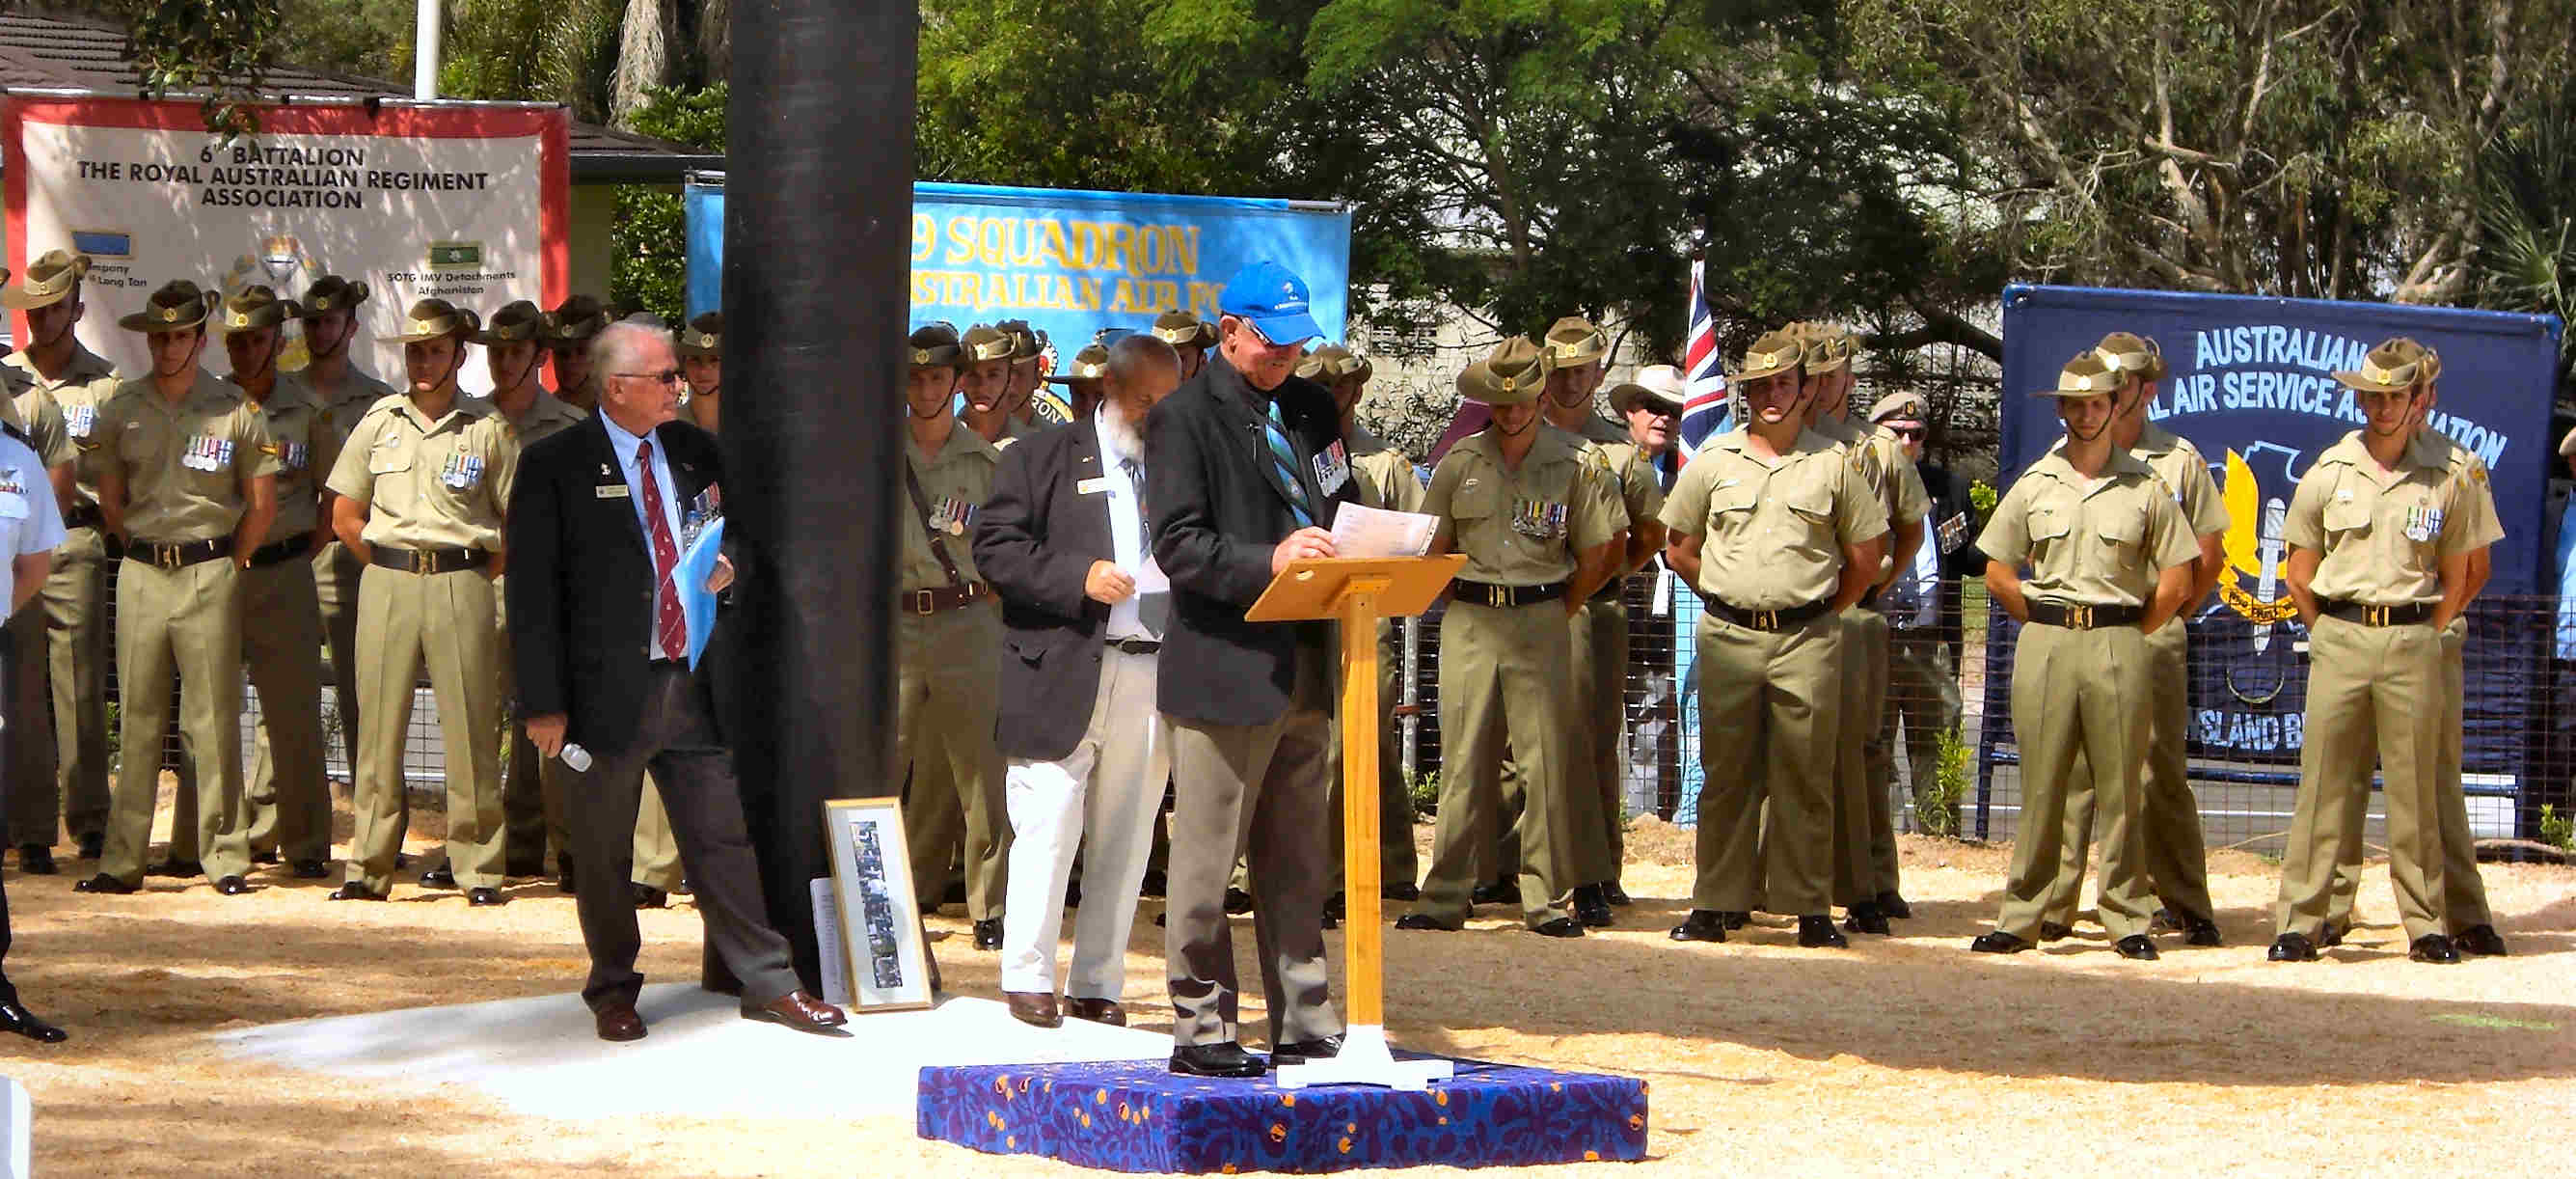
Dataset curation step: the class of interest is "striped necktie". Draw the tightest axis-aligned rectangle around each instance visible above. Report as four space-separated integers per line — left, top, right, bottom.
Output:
1261 399 1315 528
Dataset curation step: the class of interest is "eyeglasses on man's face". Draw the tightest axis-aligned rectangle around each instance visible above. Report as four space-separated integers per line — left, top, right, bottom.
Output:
614 370 683 386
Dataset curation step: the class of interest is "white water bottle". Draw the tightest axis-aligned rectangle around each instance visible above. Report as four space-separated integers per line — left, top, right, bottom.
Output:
560 743 593 772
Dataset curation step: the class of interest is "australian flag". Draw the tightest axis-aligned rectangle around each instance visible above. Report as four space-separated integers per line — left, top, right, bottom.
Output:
1676 254 1731 464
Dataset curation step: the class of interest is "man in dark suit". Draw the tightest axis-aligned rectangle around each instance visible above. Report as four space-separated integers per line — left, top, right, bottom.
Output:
506 318 845 1044
1146 261 1356 1079
974 334 1183 1030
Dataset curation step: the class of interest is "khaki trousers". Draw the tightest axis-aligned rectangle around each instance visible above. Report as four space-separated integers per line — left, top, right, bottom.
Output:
313 542 364 776
1570 594 1630 886
894 603 1008 921
2276 616 2447 941
1993 622 2155 943
2322 617 2491 931
2048 619 2214 924
31 528 111 844
3 602 55 846
1163 644 1339 1049
101 556 249 885
346 564 505 893
1413 601 1580 926
239 558 330 864
1690 612 1840 915
1829 607 1892 907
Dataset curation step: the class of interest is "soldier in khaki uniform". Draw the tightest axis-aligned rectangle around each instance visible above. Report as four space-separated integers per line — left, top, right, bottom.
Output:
1397 338 1621 937
542 294 610 412
680 312 723 434
2268 340 2500 966
956 322 1025 449
75 280 280 896
1659 330 1886 948
2041 333 2226 946
5 252 121 866
299 276 402 787
324 299 520 905
1049 342 1112 424
1153 312 1218 383
998 319 1069 433
212 287 339 879
0 270 78 873
1969 354 2198 960
897 324 1011 949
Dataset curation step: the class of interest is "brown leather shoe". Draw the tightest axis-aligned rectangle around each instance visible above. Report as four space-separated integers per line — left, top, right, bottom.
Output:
1065 998 1125 1026
595 1002 647 1042
1006 990 1063 1028
744 990 850 1035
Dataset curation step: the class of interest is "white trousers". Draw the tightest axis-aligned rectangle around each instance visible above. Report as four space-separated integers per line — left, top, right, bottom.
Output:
999 646 1170 998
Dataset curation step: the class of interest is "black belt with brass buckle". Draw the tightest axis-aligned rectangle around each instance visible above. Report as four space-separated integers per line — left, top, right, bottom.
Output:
2321 599 2435 627
246 538 309 568
1700 595 1835 633
368 546 491 575
1451 578 1568 609
2028 601 2145 630
901 582 990 615
1105 636 1161 655
64 503 104 532
1856 588 1884 611
125 536 233 570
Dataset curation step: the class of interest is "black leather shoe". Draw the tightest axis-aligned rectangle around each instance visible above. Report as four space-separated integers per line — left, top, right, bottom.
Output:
631 883 668 910
2114 934 2160 961
2408 934 2460 964
2267 932 2318 962
1603 882 1633 907
2152 907 2180 931
1668 910 1727 943
1223 887 1255 915
17 844 56 875
1470 880 1513 907
1718 910 1749 930
1323 891 1346 923
1395 913 1461 932
943 880 968 907
1139 869 1166 898
0 999 67 1044
1531 916 1585 938
329 882 387 901
1570 885 1613 928
1271 1034 1342 1064
1969 930 2031 954
1381 881 1420 902
1843 903 1890 936
251 850 281 865
213 874 251 896
557 858 580 894
2317 922 2347 947
1797 915 1848 948
1064 879 1083 908
419 864 457 889
973 918 1003 950
2182 916 2223 947
147 859 201 878
76 833 103 861
2038 920 2075 943
2454 924 2508 957
468 886 507 906
1171 1043 1265 1078
73 872 136 894
1874 891 1912 919
289 858 330 879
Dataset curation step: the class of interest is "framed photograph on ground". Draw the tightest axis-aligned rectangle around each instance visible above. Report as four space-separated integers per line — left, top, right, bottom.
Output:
823 797 935 1012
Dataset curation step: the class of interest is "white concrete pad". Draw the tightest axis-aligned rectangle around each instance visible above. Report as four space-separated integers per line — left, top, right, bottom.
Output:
210 985 1168 1122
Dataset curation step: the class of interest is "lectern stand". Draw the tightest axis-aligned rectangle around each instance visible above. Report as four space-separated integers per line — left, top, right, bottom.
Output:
1246 554 1467 1091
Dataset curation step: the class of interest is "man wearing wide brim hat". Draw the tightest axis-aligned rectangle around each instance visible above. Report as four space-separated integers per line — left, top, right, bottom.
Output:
995 319 1066 432
296 274 400 800
2036 330 2227 947
0 254 90 874
1966 353 2198 961
541 294 610 411
75 280 281 896
2268 338 2503 965
678 312 724 434
323 297 520 904
1398 337 1621 939
1657 328 1885 948
1044 342 1112 421
1152 311 1216 381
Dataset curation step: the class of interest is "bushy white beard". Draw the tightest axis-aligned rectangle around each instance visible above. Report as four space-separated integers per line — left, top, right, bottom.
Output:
1099 397 1145 456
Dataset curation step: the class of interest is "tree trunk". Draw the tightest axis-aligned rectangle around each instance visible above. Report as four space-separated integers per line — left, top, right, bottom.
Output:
611 0 676 128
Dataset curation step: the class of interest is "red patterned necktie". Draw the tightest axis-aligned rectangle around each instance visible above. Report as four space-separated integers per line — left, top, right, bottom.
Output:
637 438 687 660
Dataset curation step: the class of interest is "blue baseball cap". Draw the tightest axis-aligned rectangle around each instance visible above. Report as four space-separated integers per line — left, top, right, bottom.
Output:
1218 260 1322 345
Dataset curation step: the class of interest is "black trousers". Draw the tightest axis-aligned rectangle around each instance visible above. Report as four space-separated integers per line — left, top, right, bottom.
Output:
572 662 799 1011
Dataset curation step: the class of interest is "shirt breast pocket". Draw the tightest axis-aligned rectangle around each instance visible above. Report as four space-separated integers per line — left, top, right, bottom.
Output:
2095 509 2145 567
2026 506 2073 565
1705 484 1760 545
1450 479 1502 525
1781 484 1837 554
2323 498 2373 543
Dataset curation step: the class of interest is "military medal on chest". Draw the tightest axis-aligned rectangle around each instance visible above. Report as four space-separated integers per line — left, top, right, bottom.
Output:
2402 504 2443 543
440 452 484 489
1509 496 1567 540
180 432 235 472
279 440 311 472
933 495 975 535
66 403 96 439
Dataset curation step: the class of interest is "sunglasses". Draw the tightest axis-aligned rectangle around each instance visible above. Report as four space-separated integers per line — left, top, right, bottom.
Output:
1885 425 1927 439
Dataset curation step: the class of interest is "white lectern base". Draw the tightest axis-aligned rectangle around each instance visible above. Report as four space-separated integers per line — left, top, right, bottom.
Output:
1274 1024 1455 1091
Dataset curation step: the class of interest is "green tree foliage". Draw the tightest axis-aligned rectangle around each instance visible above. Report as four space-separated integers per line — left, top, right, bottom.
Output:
611 83 726 324
2470 81 2576 389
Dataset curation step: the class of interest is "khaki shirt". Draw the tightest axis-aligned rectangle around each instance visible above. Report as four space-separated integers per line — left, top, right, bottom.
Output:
1822 412 1930 527
1424 425 1622 587
1347 423 1424 513
1 370 73 474
2054 422 2231 537
6 344 122 507
324 394 519 552
471 389 588 450
1978 449 2198 608
97 370 281 543
1659 426 1888 609
2284 429 2502 607
238 372 339 546
903 428 998 591
556 374 602 414
1578 414 1666 538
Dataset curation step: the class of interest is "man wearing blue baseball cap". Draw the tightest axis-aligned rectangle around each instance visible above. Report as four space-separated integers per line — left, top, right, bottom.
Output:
1146 260 1354 1078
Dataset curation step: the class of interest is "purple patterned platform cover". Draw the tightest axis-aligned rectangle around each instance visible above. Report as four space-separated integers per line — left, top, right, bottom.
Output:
917 1054 1647 1173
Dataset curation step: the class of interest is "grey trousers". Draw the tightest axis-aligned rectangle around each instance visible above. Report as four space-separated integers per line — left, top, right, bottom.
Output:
1162 646 1342 1049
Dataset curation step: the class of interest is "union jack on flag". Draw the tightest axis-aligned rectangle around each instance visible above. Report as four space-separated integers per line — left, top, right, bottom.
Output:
1675 254 1731 465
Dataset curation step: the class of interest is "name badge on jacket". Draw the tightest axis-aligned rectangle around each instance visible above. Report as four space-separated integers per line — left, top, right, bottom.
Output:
440 453 484 489
180 434 234 472
1076 476 1115 496
1313 439 1351 497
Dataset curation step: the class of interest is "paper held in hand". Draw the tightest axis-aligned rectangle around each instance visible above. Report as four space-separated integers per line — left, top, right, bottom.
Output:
1328 503 1438 559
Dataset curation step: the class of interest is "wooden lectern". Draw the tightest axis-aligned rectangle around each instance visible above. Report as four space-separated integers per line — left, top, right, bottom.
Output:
1247 554 1467 1091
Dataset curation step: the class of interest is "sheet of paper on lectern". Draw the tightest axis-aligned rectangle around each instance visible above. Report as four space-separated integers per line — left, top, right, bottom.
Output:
1329 504 1438 559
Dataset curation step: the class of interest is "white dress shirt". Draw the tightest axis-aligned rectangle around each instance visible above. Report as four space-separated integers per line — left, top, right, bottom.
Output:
1095 412 1164 642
